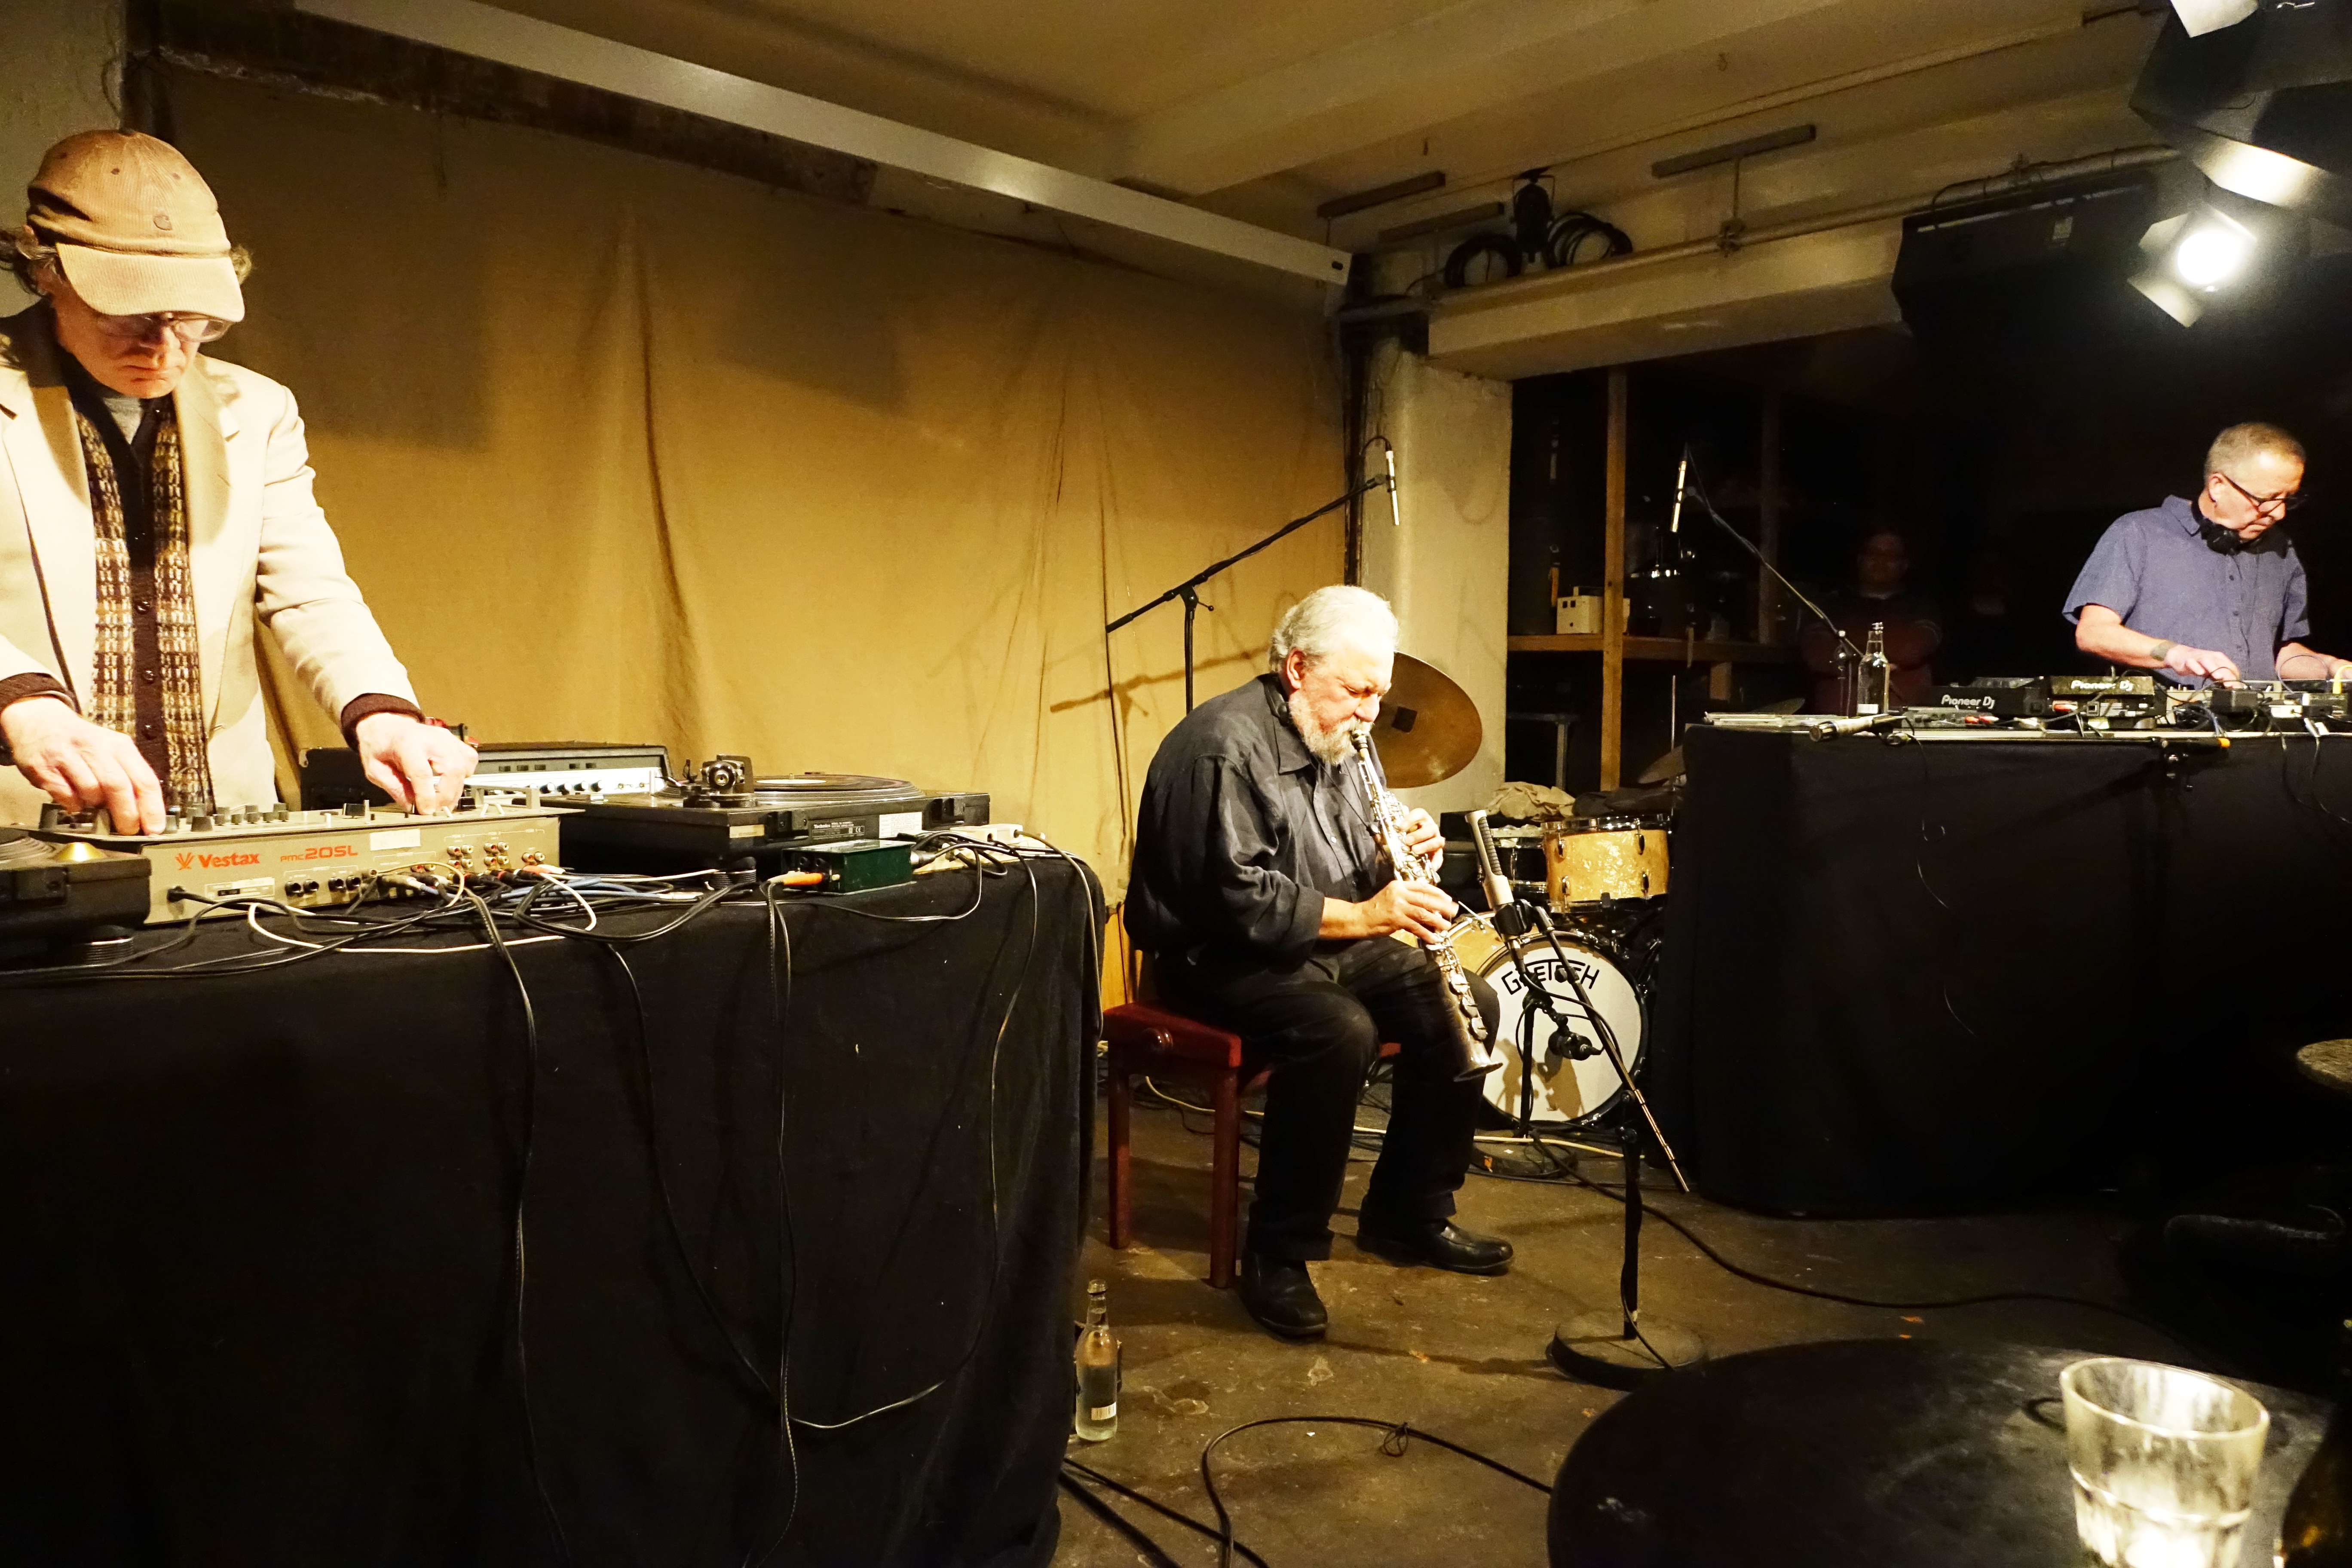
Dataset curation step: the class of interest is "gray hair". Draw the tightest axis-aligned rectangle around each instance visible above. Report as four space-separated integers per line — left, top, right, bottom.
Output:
4 223 254 296
1269 585 1397 671
2206 421 2304 479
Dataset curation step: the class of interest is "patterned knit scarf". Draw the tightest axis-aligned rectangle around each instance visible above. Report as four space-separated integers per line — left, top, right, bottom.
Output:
73 407 215 815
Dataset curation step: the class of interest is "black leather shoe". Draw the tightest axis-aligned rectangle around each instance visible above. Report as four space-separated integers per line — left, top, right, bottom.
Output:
1237 1252 1329 1340
1357 1218 1514 1275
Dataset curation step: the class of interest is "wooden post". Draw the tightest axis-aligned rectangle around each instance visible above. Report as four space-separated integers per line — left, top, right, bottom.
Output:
1758 388 1784 643
1602 368 1628 790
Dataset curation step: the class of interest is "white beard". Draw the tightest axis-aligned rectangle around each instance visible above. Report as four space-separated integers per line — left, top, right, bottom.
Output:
1287 687 1362 767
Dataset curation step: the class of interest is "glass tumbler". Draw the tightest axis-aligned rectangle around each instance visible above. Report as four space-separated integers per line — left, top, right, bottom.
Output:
2061 1357 2270 1568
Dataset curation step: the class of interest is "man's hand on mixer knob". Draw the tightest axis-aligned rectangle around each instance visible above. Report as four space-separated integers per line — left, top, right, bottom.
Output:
355 713 479 815
1 695 166 834
1321 880 1458 943
1402 807 1445 867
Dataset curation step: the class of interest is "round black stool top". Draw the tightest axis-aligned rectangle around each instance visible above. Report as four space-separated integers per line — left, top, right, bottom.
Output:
1549 1338 2329 1568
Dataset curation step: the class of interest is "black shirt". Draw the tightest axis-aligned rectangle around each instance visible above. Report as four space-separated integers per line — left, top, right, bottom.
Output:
1125 674 1389 967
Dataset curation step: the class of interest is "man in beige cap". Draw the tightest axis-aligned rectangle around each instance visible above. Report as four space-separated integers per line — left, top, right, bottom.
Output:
0 129 472 832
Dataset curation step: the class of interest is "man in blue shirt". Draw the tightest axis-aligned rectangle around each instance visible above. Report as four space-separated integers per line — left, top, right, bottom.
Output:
2064 423 2351 686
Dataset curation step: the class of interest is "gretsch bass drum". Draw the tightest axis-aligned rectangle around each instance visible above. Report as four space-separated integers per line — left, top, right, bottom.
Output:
1452 922 1647 1131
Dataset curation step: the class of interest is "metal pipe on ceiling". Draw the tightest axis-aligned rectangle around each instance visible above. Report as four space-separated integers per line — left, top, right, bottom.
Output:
293 0 1352 287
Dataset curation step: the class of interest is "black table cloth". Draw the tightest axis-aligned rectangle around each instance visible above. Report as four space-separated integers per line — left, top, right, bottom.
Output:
1547 1338 2330 1568
1651 727 2352 1215
0 858 1101 1567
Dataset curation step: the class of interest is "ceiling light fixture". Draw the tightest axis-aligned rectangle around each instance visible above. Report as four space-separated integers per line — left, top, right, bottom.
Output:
2170 214 2254 288
2128 191 2281 326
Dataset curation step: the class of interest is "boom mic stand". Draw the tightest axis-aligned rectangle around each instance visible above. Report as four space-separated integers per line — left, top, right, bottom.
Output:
1467 812 1703 1386
1676 455 1868 714
1106 475 1390 713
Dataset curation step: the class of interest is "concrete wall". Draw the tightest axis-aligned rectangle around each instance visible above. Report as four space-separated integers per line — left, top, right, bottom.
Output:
1360 343 1512 817
1 0 122 306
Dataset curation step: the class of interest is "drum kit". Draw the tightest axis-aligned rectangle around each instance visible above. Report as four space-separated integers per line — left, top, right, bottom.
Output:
1372 656 1675 1145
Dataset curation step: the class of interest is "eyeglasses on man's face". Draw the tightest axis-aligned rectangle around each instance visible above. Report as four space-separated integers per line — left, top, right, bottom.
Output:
2214 469 2304 514
88 309 233 346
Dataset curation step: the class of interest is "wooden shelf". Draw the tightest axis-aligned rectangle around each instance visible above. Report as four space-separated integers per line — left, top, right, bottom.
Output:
1509 634 1796 664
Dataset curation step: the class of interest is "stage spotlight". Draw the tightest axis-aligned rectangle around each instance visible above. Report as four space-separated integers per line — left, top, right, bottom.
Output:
2172 211 2254 288
2128 191 2293 326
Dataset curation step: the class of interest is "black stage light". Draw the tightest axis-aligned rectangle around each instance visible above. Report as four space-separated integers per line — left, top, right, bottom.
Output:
2133 0 2352 229
2127 184 2305 325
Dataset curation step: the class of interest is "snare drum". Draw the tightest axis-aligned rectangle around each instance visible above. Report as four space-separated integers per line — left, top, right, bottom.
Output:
1453 922 1647 1130
1544 816 1668 909
1486 823 1550 905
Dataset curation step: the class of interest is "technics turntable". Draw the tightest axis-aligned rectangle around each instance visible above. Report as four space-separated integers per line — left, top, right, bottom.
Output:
555 755 988 874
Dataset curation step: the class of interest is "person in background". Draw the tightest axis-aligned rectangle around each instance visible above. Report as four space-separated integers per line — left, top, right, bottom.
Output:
1800 527 1942 712
0 130 472 832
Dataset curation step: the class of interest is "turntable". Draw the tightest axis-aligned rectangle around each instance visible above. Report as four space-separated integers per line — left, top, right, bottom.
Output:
0 827 151 951
555 755 988 874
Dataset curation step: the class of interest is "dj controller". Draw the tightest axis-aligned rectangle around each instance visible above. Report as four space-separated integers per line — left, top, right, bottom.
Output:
1709 673 2352 742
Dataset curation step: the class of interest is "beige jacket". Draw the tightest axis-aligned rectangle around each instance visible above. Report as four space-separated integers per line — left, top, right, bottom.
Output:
0 304 415 824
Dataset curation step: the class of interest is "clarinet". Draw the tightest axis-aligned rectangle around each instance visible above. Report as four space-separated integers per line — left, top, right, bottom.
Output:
1349 732 1499 1081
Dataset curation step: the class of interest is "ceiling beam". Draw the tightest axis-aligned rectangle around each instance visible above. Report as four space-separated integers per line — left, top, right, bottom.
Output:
293 0 1351 286
1113 0 2081 197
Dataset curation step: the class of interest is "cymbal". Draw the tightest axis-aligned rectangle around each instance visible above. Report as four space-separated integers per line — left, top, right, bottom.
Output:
1374 652 1482 788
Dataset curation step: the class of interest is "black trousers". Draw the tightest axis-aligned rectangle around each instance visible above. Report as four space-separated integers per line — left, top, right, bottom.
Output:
1162 937 1499 1262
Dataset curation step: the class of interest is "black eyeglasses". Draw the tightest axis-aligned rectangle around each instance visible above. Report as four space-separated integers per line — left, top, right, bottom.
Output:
2214 470 2305 514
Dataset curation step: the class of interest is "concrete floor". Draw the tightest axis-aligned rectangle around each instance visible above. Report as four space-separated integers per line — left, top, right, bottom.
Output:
1050 1092 2192 1568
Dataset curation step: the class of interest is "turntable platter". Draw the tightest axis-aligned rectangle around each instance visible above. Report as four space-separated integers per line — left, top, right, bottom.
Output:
753 773 914 798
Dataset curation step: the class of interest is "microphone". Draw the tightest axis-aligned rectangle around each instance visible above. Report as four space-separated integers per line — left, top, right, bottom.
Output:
1384 442 1402 527
1466 809 1512 910
1467 809 1537 936
1669 444 1689 538
1809 711 1905 740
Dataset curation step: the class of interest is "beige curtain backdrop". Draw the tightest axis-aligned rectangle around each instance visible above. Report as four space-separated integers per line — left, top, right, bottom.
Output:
162 70 1341 891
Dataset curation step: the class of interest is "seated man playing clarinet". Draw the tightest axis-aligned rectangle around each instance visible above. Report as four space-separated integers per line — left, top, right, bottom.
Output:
1126 585 1510 1341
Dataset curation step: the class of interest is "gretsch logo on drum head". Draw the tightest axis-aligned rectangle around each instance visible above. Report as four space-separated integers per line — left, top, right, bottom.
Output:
1492 952 1603 997
1473 935 1645 1128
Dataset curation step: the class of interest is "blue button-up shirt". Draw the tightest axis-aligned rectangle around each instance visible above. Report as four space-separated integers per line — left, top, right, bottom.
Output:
2062 495 2308 684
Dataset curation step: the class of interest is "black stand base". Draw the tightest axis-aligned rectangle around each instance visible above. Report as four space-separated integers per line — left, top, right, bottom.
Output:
1547 1313 1706 1390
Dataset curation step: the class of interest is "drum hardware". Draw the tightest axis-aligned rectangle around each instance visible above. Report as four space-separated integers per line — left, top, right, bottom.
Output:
1476 803 1704 1386
1469 810 1687 1192
1453 916 1647 1131
1485 823 1550 903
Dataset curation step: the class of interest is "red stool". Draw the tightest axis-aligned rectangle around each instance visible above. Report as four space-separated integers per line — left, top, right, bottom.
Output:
1102 952 1399 1289
1104 1001 1255 1287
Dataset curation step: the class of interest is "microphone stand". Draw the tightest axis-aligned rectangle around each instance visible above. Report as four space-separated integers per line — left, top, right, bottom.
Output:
1678 466 1868 713
1106 476 1390 712
1468 812 1703 1386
